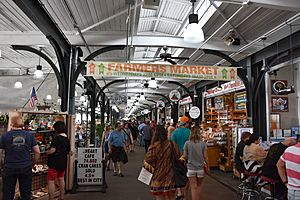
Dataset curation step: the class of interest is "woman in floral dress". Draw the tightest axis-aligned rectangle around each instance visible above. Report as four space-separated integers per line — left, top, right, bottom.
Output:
144 125 182 200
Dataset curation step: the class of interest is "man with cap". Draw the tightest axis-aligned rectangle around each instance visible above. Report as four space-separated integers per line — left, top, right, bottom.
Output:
171 116 190 153
171 116 190 200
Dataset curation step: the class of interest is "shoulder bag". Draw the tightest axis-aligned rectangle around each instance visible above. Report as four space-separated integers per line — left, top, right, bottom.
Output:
170 141 187 188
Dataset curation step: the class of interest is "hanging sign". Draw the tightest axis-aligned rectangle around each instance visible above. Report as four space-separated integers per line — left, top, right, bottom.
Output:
169 90 181 102
157 101 165 109
189 106 201 119
77 148 103 185
85 62 238 80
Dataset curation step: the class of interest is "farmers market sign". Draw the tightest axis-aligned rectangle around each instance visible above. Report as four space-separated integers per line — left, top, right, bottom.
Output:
85 62 238 80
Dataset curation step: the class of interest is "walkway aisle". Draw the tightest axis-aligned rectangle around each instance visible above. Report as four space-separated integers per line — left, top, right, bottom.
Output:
65 146 236 200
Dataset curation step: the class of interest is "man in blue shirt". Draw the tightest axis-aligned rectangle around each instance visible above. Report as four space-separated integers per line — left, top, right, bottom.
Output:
0 115 40 200
171 116 191 153
109 122 127 177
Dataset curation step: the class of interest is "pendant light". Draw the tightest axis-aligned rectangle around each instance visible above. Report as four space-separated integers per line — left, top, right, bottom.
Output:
14 81 23 89
46 95 52 100
184 0 205 43
34 49 44 79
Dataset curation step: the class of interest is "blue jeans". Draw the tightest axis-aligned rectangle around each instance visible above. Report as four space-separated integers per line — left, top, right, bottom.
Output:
288 188 300 200
2 165 32 200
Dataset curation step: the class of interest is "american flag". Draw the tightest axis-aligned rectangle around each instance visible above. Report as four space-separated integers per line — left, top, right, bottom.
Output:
29 87 37 108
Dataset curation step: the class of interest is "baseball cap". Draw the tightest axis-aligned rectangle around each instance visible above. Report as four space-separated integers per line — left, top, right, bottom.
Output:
179 116 189 126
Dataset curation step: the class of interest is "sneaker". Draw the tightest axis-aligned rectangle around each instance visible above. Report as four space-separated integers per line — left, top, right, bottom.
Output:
113 172 118 176
119 173 124 177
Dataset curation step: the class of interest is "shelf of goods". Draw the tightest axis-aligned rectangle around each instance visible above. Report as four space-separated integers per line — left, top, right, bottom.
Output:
8 111 71 200
204 93 247 126
218 126 234 172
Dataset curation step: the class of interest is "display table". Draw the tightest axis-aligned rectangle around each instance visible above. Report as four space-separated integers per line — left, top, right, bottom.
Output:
207 145 220 167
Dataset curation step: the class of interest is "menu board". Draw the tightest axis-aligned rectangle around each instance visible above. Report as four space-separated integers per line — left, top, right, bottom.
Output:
77 148 103 185
235 92 247 111
214 96 224 111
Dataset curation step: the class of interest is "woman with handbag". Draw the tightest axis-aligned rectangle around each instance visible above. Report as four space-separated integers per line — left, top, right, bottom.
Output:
144 125 182 200
183 127 209 200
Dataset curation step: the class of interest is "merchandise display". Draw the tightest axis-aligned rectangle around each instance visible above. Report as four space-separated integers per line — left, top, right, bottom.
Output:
7 111 67 199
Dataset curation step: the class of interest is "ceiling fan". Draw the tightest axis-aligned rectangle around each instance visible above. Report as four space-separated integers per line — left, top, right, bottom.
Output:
147 46 189 65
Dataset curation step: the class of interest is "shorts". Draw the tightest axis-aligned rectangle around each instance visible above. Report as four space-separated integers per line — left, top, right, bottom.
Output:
48 168 65 181
187 169 205 178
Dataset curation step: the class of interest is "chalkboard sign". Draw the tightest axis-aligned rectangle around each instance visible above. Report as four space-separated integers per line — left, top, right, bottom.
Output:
214 96 224 111
235 92 247 111
77 148 103 185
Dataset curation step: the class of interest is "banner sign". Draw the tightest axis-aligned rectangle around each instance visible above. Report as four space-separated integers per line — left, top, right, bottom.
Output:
77 148 103 185
85 62 238 80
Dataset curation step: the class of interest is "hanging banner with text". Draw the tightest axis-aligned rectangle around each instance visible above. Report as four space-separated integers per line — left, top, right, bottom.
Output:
85 62 238 80
77 148 103 185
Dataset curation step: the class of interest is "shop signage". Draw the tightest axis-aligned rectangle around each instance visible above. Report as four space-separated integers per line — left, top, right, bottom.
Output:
77 148 103 185
206 80 245 97
189 106 201 119
157 101 165 109
179 96 192 105
271 80 287 95
169 90 181 102
85 62 238 80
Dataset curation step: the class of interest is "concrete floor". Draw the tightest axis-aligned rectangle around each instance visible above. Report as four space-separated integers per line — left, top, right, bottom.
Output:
65 146 237 200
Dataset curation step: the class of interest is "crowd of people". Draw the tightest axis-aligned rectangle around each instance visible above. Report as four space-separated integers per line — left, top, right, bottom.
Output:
234 131 299 200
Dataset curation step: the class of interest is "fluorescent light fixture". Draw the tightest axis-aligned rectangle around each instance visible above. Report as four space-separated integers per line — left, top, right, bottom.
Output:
33 65 44 79
46 95 52 100
14 81 22 89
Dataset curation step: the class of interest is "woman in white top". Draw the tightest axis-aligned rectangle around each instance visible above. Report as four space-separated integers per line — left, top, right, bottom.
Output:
183 127 209 200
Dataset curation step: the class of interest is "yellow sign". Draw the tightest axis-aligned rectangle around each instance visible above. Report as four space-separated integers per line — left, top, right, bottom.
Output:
85 62 238 80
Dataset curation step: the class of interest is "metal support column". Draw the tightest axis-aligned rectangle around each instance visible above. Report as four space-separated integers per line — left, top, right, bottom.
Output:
101 93 106 125
90 80 97 145
171 102 179 124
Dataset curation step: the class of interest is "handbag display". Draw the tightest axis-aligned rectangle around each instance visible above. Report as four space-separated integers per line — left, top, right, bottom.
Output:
170 142 187 188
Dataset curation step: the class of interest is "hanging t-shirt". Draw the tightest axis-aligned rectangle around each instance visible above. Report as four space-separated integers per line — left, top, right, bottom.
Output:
47 134 70 171
0 130 37 168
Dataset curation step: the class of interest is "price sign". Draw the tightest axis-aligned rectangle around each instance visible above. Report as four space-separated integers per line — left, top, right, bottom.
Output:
77 148 103 185
189 106 200 119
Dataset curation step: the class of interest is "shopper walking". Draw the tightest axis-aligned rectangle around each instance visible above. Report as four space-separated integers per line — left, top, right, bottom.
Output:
277 137 300 200
0 115 40 200
167 122 176 140
101 123 112 170
183 127 209 200
171 116 191 199
109 122 128 177
46 121 70 200
144 125 181 200
123 122 133 152
128 121 138 152
142 119 153 153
